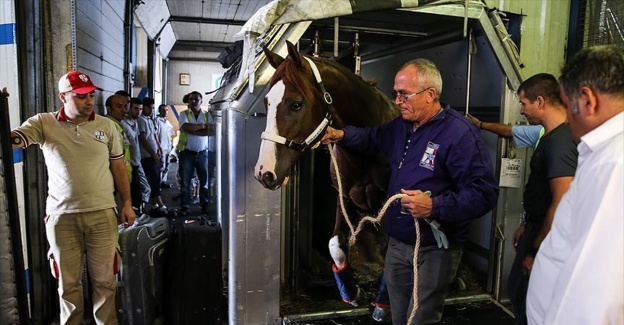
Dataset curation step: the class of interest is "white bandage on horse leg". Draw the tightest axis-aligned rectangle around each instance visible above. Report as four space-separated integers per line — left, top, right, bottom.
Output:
329 235 346 268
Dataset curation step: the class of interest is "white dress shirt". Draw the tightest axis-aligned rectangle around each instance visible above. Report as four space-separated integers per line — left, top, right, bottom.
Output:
527 112 624 325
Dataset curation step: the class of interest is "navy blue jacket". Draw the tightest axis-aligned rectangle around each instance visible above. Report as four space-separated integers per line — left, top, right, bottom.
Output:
341 106 499 246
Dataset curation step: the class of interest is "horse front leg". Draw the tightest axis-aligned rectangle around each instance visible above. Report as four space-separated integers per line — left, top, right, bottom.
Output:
329 199 361 306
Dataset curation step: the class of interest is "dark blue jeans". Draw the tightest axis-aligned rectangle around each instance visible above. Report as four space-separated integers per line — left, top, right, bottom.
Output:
508 222 540 325
384 236 462 325
178 149 210 209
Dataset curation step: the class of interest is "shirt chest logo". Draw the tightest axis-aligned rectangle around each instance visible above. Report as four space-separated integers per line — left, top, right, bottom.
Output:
419 141 439 171
94 130 106 142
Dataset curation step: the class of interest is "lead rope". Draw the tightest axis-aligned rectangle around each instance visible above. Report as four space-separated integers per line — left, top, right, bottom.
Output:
328 144 421 325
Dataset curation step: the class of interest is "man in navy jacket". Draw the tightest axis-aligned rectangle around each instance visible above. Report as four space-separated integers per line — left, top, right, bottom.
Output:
322 58 499 325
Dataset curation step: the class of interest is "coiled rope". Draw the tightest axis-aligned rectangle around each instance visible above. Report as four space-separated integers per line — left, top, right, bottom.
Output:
327 144 421 324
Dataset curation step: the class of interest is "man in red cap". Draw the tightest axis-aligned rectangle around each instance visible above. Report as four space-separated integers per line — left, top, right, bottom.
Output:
10 71 134 325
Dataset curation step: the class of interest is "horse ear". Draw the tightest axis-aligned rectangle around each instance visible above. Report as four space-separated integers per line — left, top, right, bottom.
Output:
263 46 284 69
285 41 304 69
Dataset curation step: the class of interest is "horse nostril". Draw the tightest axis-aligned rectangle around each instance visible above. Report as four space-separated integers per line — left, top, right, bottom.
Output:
260 172 277 189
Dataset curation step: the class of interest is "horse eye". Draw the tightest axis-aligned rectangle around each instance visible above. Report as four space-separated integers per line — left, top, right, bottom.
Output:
290 102 303 111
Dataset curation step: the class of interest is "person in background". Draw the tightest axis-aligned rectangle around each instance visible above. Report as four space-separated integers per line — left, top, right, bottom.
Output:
527 45 624 325
156 104 175 188
122 97 151 214
114 90 131 111
105 94 132 183
176 91 215 216
139 97 166 213
10 71 134 325
206 104 217 204
322 58 499 325
466 114 544 149
506 73 577 325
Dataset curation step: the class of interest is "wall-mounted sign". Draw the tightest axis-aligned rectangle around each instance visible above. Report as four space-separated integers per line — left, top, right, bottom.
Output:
180 73 190 86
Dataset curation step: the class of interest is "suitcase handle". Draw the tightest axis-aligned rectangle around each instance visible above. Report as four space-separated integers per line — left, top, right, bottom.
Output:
184 216 217 227
145 218 168 239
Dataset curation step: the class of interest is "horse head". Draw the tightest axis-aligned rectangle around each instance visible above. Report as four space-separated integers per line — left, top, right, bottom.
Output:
254 41 334 190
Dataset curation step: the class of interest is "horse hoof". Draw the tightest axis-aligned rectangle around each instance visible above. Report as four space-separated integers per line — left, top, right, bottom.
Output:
348 286 362 307
372 306 390 322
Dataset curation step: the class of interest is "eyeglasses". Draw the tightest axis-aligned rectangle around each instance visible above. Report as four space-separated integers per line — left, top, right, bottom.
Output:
392 87 431 102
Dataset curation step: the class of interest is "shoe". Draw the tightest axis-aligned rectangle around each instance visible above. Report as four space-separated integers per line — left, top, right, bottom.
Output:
161 182 172 189
192 196 200 204
180 208 189 216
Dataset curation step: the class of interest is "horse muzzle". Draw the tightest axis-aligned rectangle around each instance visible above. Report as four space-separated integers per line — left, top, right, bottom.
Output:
255 171 289 190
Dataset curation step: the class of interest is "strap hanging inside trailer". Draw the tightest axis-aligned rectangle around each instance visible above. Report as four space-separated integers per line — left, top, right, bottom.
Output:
0 90 30 325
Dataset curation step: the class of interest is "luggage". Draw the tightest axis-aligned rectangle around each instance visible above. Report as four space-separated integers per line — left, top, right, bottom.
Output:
167 217 223 324
117 214 169 325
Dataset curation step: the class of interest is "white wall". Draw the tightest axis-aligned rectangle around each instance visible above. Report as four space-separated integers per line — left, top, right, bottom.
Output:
166 59 225 105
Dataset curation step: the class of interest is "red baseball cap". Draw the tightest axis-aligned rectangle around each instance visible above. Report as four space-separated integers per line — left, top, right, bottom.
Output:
58 71 103 94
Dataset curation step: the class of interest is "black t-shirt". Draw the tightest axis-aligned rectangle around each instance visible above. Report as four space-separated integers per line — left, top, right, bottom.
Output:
523 123 578 223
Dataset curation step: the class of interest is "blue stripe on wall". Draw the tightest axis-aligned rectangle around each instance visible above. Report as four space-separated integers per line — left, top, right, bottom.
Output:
137 87 148 100
170 105 179 120
0 23 16 45
13 149 22 164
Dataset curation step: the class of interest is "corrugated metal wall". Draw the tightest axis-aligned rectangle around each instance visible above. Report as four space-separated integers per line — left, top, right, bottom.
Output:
46 0 127 112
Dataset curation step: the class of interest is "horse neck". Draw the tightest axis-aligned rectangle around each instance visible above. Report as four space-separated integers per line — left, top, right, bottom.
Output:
322 68 397 128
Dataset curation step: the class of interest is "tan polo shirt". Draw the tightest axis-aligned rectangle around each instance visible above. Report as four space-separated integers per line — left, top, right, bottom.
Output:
13 108 123 215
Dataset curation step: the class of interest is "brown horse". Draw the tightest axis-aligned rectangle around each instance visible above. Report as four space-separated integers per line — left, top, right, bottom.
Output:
254 41 399 308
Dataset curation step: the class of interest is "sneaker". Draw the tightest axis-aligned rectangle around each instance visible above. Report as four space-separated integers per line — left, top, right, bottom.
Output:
180 208 190 216
160 182 172 189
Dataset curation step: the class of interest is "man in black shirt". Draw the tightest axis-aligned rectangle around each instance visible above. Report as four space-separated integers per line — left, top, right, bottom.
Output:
507 73 578 325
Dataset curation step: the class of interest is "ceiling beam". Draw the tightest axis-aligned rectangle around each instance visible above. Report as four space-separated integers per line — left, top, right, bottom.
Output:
169 16 247 26
172 40 232 52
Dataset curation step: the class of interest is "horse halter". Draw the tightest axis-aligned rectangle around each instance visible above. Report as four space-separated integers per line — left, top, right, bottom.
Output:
261 56 333 152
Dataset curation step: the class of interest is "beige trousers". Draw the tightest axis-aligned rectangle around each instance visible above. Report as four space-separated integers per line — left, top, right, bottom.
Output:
46 209 119 325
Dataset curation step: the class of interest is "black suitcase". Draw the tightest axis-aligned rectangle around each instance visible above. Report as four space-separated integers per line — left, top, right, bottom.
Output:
167 217 223 324
117 214 169 325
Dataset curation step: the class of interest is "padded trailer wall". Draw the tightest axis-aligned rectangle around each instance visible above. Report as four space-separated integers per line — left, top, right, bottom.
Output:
211 3 525 323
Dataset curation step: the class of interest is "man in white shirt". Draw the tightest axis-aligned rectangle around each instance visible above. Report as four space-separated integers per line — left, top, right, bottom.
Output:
526 45 624 325
156 104 175 188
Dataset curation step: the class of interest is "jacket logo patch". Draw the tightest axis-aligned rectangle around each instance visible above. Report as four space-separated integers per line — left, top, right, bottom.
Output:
419 141 439 171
